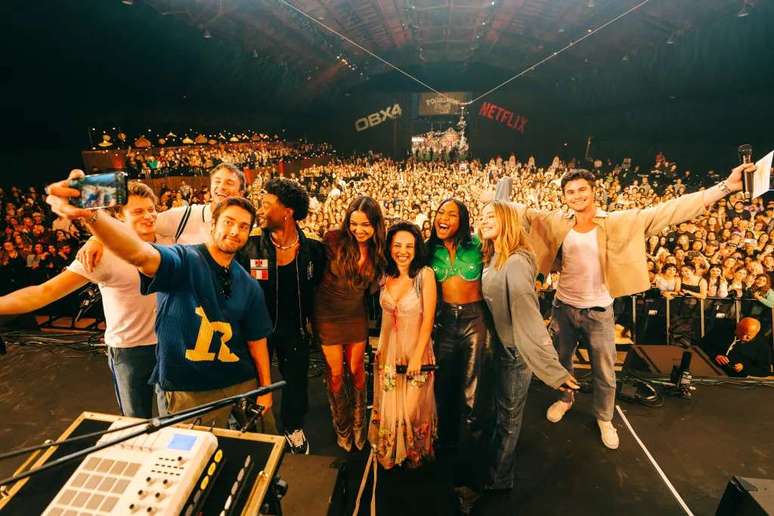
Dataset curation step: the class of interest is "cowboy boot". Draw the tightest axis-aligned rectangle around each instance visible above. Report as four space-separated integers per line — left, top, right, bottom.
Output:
352 380 368 451
325 372 352 452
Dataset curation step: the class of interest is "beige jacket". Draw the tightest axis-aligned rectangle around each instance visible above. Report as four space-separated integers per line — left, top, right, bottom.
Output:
496 178 715 298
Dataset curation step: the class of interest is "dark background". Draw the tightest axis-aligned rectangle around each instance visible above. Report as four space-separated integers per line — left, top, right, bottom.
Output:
1 0 773 186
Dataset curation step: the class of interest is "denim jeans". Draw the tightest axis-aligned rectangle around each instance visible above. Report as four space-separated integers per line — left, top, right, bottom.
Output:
485 343 532 490
107 345 157 419
551 299 616 422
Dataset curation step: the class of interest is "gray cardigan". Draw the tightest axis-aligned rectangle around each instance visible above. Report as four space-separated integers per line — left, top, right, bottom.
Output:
482 250 570 389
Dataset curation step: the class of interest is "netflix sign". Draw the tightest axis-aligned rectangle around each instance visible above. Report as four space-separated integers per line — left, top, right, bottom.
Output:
478 102 528 134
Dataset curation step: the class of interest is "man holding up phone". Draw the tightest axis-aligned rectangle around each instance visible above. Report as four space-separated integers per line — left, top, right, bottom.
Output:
0 182 159 418
46 170 274 428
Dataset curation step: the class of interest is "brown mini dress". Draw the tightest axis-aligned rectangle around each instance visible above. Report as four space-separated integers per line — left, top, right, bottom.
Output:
312 231 370 346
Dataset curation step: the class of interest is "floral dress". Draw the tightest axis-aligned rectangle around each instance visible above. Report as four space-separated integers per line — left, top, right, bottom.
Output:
368 268 437 469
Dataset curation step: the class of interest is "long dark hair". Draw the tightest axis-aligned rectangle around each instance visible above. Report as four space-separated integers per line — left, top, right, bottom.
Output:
332 196 386 289
427 198 472 251
385 221 427 279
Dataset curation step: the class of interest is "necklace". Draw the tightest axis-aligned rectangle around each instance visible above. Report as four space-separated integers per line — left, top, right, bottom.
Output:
270 233 299 250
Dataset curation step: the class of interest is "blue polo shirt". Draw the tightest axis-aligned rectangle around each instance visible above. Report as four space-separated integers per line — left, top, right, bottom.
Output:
141 244 273 391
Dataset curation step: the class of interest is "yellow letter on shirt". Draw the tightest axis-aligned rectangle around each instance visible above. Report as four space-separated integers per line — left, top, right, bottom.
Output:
185 306 239 363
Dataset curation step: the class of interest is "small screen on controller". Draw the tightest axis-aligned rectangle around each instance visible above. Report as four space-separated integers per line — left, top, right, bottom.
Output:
168 433 197 451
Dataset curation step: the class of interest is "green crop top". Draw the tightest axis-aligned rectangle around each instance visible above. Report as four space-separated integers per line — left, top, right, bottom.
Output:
430 235 483 282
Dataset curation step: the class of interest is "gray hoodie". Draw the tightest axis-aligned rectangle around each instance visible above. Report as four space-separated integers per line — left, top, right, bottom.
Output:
482 250 570 389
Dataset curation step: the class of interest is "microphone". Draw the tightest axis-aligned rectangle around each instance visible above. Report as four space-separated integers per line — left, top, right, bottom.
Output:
669 350 694 398
394 364 437 374
738 144 755 200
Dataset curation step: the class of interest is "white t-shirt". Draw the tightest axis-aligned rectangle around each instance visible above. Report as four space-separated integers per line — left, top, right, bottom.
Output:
555 227 614 309
154 204 212 244
67 250 157 348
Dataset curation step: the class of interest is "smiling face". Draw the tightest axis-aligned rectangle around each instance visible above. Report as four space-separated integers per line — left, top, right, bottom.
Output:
209 168 243 205
390 230 416 271
211 205 252 254
349 210 375 243
434 200 460 241
562 178 595 213
259 193 289 231
119 195 157 242
479 204 500 241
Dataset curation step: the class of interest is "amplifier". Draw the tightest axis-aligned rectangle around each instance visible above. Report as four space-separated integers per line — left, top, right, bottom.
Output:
717 476 774 516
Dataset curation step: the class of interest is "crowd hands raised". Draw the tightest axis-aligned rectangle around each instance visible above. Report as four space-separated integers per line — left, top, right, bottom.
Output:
1 149 769 514
288 153 774 308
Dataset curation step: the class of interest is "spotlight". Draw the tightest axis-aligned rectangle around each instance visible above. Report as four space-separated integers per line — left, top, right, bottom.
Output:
736 2 751 17
252 49 259 59
203 28 212 39
121 0 134 5
666 33 675 44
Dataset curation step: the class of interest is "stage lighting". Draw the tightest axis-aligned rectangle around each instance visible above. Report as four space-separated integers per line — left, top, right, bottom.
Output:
737 0 754 16
121 0 134 5
203 28 212 39
252 49 259 59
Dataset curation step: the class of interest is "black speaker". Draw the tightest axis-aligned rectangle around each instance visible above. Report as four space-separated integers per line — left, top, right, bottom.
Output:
716 476 774 516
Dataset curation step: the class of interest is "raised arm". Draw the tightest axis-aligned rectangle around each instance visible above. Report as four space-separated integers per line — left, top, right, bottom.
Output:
638 163 753 236
45 170 161 277
0 270 88 314
491 176 549 229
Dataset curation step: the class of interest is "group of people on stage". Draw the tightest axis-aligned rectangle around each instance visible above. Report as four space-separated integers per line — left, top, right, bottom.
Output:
0 157 755 513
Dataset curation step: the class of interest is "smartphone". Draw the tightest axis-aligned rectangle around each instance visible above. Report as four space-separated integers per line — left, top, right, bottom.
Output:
69 171 128 209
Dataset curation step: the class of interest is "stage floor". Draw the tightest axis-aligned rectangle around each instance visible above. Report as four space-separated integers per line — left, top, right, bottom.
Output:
0 336 771 515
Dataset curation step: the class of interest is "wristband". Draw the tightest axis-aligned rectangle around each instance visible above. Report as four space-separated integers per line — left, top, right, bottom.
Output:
84 210 99 225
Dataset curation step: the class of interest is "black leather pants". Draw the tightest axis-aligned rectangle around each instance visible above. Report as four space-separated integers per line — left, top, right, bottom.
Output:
434 301 495 465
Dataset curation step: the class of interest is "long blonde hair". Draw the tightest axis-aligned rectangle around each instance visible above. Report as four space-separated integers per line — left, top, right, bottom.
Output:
479 201 533 270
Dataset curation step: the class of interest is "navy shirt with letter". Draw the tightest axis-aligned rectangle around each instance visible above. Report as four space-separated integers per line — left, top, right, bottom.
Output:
141 244 273 391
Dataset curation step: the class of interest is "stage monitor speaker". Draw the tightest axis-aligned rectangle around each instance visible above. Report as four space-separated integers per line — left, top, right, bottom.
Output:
623 345 725 377
279 454 347 516
716 476 774 516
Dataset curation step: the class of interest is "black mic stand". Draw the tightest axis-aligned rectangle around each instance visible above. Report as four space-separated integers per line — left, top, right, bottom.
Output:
0 380 286 487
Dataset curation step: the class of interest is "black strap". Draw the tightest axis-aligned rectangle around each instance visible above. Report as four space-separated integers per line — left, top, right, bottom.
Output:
174 205 193 243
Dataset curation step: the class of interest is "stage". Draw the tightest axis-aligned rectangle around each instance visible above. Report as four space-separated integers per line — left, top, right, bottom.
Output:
0 335 771 515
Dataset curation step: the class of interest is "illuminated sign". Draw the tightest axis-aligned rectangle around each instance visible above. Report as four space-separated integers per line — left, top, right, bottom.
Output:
354 104 403 132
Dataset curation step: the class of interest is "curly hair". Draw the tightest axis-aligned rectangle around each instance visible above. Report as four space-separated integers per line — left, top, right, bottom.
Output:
265 178 310 220
385 221 427 279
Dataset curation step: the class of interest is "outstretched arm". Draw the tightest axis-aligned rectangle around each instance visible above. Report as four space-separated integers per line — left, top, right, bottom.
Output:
46 170 161 277
639 163 753 236
0 270 88 314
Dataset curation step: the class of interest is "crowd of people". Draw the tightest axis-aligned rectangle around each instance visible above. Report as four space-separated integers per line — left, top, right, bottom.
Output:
0 152 771 514
121 140 332 179
0 185 84 295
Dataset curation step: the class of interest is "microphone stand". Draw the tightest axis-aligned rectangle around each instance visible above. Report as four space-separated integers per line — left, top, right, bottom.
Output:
0 380 286 488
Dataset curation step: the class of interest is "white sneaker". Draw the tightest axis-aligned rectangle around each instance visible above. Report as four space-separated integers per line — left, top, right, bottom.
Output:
546 400 572 423
597 420 619 450
284 429 310 454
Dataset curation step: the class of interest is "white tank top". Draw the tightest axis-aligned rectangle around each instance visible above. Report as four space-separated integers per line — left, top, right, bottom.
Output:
555 227 614 308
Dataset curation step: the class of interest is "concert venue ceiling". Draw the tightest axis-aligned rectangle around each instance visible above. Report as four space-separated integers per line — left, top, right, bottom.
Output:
2 0 772 181
130 0 772 109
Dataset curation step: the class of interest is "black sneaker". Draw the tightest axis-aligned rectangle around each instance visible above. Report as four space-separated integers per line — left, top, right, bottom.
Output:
284 428 310 454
